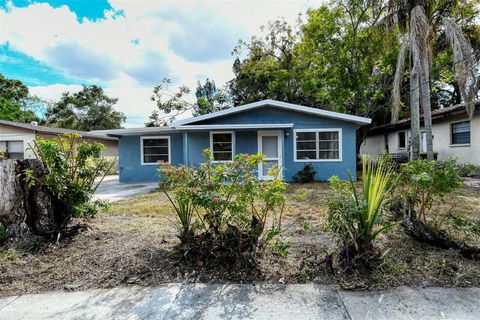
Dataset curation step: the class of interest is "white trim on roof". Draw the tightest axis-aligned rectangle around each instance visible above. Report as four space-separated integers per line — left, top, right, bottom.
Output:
173 123 294 130
171 99 371 126
96 126 174 136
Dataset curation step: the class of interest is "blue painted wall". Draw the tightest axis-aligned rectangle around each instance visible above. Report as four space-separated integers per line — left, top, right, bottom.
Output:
119 133 183 183
118 106 360 182
190 106 358 181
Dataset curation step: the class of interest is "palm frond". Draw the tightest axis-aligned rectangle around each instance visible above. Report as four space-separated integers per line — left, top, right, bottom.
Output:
410 5 430 78
443 17 478 118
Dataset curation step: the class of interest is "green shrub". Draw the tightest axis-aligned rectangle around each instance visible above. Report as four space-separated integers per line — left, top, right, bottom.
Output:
327 155 396 269
0 223 6 244
27 134 113 235
453 161 477 177
159 149 287 267
292 164 316 182
399 159 463 222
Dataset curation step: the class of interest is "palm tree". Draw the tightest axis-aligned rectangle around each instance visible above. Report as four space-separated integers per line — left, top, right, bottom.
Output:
391 2 478 160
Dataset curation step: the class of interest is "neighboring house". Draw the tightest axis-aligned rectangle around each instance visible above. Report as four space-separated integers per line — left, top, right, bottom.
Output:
102 99 371 183
360 101 480 166
0 120 118 160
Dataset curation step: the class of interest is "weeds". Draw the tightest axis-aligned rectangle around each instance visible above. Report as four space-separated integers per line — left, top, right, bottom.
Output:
159 149 287 268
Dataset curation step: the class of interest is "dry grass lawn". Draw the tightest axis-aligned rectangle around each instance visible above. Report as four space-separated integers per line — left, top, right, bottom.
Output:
1 182 480 297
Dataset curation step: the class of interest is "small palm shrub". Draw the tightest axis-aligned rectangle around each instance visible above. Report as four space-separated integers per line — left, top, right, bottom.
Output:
159 149 286 267
327 155 396 270
26 134 113 237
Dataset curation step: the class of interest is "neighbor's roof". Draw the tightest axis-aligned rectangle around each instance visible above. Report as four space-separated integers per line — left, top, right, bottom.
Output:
368 101 480 136
0 119 117 141
171 99 371 127
92 126 175 137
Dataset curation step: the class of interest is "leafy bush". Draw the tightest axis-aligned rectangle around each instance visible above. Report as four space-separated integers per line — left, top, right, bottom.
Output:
292 164 316 182
27 134 113 234
442 212 480 243
453 162 477 177
327 155 396 270
0 223 5 244
399 159 463 222
159 149 287 267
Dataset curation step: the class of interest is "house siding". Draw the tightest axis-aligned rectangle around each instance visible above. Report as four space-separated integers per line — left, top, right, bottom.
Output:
119 133 183 182
360 113 480 166
190 106 357 181
118 105 361 182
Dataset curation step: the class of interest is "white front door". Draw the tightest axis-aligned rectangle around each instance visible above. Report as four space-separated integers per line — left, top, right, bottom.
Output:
258 131 282 180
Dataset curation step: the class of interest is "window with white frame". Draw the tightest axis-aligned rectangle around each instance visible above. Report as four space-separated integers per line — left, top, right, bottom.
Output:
210 132 233 161
295 129 341 161
141 136 170 164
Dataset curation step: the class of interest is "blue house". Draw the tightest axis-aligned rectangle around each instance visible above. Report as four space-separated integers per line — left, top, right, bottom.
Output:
102 100 371 183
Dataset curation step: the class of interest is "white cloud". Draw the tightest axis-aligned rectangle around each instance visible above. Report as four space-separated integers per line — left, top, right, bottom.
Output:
29 83 83 101
1 0 324 126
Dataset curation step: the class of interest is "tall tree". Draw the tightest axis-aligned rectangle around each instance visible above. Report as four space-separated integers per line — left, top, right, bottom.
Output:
46 85 125 131
229 19 303 106
0 73 39 123
146 78 231 127
230 1 398 149
194 79 231 116
391 1 479 159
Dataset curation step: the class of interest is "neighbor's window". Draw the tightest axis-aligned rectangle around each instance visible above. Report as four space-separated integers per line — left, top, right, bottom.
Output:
0 140 24 159
451 121 470 145
295 129 341 161
141 136 169 164
398 131 406 149
211 132 233 161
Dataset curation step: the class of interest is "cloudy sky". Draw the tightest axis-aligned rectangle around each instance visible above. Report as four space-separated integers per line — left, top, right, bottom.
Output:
0 0 323 127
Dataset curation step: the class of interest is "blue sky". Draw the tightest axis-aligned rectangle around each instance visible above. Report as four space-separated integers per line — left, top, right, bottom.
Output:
0 0 321 127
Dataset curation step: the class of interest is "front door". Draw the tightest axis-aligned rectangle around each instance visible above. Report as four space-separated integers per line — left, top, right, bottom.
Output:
258 131 282 180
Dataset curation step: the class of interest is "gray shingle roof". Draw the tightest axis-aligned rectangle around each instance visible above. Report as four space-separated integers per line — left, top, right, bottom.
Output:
368 101 480 135
0 119 117 141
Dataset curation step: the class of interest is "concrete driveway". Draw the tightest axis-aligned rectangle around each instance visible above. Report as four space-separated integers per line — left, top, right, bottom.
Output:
1 284 479 320
93 175 158 202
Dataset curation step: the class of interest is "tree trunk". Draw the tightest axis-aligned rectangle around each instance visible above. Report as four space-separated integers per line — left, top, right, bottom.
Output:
419 72 434 160
391 200 480 260
410 65 421 160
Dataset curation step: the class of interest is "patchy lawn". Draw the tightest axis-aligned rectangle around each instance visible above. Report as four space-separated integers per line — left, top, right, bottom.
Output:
1 183 480 297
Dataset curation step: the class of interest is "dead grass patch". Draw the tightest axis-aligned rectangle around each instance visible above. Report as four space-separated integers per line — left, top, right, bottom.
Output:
1 182 480 297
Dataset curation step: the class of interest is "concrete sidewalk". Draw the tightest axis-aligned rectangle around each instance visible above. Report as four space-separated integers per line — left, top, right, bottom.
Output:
1 284 479 320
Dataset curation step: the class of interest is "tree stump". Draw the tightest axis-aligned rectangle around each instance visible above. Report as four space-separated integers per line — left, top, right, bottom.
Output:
0 159 29 239
22 159 55 236
0 159 55 241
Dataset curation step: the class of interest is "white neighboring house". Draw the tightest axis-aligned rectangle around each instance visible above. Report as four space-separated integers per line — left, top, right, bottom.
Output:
360 101 480 166
0 120 118 160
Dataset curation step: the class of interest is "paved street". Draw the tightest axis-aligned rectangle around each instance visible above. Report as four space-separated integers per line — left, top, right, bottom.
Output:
1 284 479 320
